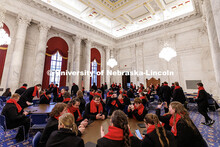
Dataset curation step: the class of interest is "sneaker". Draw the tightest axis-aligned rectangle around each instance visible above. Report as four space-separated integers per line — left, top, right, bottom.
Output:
209 120 215 125
201 122 209 125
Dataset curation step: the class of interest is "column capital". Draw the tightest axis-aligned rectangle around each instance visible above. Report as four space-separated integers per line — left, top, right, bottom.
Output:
72 34 84 41
39 22 51 32
17 14 31 26
84 38 92 45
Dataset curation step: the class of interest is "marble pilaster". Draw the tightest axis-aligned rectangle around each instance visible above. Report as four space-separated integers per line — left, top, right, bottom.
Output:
84 39 92 91
105 47 111 88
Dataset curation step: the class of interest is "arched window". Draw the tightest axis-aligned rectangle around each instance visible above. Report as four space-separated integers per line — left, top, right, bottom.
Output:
91 60 97 86
49 52 62 86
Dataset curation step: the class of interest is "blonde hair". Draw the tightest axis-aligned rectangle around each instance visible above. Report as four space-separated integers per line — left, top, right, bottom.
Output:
59 113 78 135
170 101 196 132
144 113 169 147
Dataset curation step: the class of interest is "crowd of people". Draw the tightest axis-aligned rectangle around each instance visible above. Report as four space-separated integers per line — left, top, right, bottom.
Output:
1 81 219 147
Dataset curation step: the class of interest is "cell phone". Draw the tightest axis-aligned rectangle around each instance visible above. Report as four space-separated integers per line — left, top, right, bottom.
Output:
135 129 143 140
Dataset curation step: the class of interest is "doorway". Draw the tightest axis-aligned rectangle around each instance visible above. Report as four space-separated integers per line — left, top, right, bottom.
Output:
122 72 130 90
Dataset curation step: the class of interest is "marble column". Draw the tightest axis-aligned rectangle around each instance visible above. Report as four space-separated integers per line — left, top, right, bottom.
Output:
33 23 51 85
72 36 82 87
130 45 137 85
8 15 31 92
202 0 220 99
105 47 111 87
135 42 144 86
84 39 92 91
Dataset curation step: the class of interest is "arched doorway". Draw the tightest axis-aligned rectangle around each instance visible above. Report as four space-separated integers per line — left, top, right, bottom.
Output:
0 23 10 83
42 37 68 89
90 48 101 88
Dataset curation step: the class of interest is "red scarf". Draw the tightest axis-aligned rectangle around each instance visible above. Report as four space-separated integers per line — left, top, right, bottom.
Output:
119 91 123 94
20 86 27 90
32 86 39 98
119 85 121 88
174 86 181 90
164 84 168 86
7 99 22 113
55 86 59 94
63 98 71 103
107 91 113 97
111 100 118 107
90 92 95 96
67 107 83 121
169 114 182 136
147 123 164 134
138 89 142 93
49 84 54 88
43 93 49 100
134 104 145 115
59 93 63 98
156 85 159 90
123 94 128 97
197 86 205 98
140 96 146 100
147 90 151 95
54 115 61 120
90 100 103 113
104 126 133 140
119 99 124 104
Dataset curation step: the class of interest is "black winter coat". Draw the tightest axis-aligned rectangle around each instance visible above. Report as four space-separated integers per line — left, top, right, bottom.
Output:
172 88 186 104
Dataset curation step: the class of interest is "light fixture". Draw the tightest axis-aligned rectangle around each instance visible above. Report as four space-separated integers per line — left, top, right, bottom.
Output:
159 12 177 62
0 22 11 46
107 50 117 68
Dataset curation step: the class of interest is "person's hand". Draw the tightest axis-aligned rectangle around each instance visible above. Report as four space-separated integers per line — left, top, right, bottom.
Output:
100 126 105 137
81 120 88 127
101 115 105 120
23 111 29 116
96 114 102 119
26 101 32 105
163 102 168 108
130 105 134 111
78 125 85 134
157 103 163 109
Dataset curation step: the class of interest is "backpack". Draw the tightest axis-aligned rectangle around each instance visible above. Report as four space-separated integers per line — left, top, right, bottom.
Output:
206 92 216 111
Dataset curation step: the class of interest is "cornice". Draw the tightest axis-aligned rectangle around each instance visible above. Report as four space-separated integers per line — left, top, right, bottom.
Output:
18 0 116 42
13 0 202 43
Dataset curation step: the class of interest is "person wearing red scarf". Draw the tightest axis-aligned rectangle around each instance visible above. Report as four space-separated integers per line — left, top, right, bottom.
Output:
67 98 88 127
2 94 30 142
160 81 172 106
39 103 69 146
139 92 148 107
97 110 141 147
172 82 186 105
128 98 147 121
62 92 71 104
108 94 125 115
84 95 107 120
18 84 41 108
57 88 65 102
39 91 52 104
48 82 54 91
15 83 28 96
141 113 176 147
195 83 215 126
52 84 59 102
89 89 96 101
156 101 208 147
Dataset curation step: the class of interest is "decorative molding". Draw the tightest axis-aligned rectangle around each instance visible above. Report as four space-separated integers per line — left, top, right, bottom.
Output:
17 14 31 26
38 22 51 32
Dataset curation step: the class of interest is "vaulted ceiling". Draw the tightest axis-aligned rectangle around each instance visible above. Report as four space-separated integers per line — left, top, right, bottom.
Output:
41 0 194 37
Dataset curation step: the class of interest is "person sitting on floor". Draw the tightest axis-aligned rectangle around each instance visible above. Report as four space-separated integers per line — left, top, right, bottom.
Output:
56 88 65 102
128 97 147 121
15 84 28 96
84 95 107 120
139 92 148 107
1 94 30 142
39 91 52 104
46 113 84 147
62 92 71 104
18 84 41 108
97 110 141 147
67 98 88 127
89 89 95 102
2 88 12 97
156 101 207 147
140 113 176 147
76 90 86 113
107 93 125 115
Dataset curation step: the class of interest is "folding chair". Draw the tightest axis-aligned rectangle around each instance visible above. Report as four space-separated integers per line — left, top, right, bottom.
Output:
32 131 41 147
30 114 48 130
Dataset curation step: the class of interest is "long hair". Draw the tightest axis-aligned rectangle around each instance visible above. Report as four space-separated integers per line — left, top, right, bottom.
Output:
59 113 78 135
111 110 131 147
170 101 197 132
77 90 83 99
144 114 169 147
50 103 67 117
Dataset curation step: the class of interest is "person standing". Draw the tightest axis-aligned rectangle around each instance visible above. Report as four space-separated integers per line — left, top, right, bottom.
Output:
172 82 186 104
15 84 28 96
195 83 215 126
2 88 12 97
161 82 171 106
